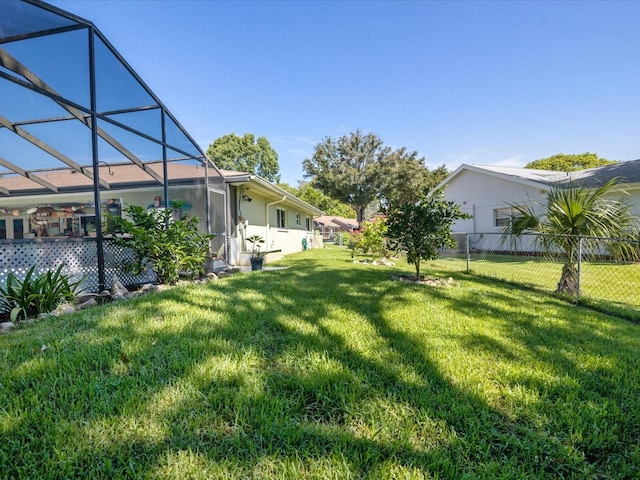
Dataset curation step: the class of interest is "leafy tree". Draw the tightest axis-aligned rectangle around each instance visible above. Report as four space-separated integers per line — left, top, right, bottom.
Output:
503 178 638 295
303 130 440 225
109 205 214 285
278 181 356 218
385 189 470 280
525 152 617 171
380 149 449 205
303 131 388 226
207 133 280 183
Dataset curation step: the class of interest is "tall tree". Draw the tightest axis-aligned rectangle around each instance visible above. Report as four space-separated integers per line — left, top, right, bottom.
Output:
207 133 280 183
503 179 638 295
278 182 356 218
380 149 449 205
303 131 390 226
525 152 617 171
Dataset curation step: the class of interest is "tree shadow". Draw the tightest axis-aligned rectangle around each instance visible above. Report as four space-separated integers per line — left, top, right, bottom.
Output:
2 250 640 477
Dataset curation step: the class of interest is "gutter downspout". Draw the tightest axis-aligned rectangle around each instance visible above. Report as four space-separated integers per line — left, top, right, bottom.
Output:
265 195 286 249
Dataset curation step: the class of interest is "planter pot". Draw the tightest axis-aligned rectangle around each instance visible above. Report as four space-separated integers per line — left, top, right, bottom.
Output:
250 257 264 271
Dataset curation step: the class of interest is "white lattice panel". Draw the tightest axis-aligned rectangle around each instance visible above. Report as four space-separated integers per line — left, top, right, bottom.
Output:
0 239 157 293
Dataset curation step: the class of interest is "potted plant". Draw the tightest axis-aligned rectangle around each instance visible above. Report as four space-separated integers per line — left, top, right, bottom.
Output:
246 235 266 271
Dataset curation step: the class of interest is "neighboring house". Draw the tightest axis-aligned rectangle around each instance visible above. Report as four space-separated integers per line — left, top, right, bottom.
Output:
438 160 640 247
314 216 359 241
222 170 324 266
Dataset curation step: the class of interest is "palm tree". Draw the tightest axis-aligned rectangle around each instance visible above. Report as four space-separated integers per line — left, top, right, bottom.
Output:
503 178 638 295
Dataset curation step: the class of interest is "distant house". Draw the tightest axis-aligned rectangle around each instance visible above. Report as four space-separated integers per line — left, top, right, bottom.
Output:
314 215 359 241
438 160 640 238
222 170 324 266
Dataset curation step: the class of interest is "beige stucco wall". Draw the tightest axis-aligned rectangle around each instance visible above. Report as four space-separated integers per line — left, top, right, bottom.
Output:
229 188 319 266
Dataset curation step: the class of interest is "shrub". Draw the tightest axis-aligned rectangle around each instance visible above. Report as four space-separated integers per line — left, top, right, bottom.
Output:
353 218 388 260
0 264 85 321
108 205 214 285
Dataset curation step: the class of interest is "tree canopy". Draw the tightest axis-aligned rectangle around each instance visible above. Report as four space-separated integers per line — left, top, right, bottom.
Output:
207 133 280 183
525 152 617 172
278 182 356 218
302 130 447 225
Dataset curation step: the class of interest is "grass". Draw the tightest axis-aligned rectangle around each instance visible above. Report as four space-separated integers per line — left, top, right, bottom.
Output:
431 253 640 321
2 247 640 478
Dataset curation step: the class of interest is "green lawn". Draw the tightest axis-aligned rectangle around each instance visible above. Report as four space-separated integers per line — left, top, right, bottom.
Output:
432 253 640 321
2 247 640 478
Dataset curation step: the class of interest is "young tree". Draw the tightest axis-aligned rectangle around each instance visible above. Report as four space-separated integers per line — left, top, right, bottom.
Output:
525 152 617 171
503 178 638 295
207 133 280 183
385 189 469 280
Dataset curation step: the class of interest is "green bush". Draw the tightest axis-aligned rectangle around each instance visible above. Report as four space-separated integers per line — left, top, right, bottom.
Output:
353 218 388 260
108 205 213 285
0 264 85 321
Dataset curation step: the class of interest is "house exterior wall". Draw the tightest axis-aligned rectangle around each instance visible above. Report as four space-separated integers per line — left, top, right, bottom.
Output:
228 187 319 266
443 169 548 234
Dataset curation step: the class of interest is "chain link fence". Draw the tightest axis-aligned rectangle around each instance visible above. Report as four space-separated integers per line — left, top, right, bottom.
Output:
435 232 640 321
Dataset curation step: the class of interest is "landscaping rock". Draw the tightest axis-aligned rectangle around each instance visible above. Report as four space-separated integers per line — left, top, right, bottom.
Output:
207 273 218 282
141 283 158 293
111 274 129 300
392 274 460 288
0 322 15 334
52 304 76 316
77 297 97 309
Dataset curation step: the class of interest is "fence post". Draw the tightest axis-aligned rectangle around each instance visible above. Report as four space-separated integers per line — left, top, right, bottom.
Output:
577 236 582 298
465 233 470 272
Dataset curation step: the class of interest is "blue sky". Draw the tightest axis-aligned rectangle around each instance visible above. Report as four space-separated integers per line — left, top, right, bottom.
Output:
51 0 640 185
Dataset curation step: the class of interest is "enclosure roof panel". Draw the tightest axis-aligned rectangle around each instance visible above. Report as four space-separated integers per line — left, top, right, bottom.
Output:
0 0 222 197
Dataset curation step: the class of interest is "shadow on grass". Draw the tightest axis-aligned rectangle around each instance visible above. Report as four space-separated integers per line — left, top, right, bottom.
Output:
2 249 640 477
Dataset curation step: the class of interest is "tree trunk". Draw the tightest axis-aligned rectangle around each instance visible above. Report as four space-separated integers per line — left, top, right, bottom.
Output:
415 259 421 281
357 207 365 229
556 262 578 296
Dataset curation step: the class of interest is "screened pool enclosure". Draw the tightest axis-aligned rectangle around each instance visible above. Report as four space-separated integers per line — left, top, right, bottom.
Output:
0 0 226 291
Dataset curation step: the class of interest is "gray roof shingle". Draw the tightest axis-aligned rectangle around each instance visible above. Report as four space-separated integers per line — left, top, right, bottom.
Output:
470 159 640 188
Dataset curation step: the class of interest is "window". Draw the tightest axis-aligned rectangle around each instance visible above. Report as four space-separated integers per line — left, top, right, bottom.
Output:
13 219 23 239
295 213 301 226
305 216 311 231
0 220 5 239
494 207 522 227
277 208 286 229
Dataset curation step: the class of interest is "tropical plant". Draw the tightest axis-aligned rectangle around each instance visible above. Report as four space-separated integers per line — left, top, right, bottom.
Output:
503 178 639 295
108 205 214 285
246 235 266 258
0 264 84 321
385 188 469 280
